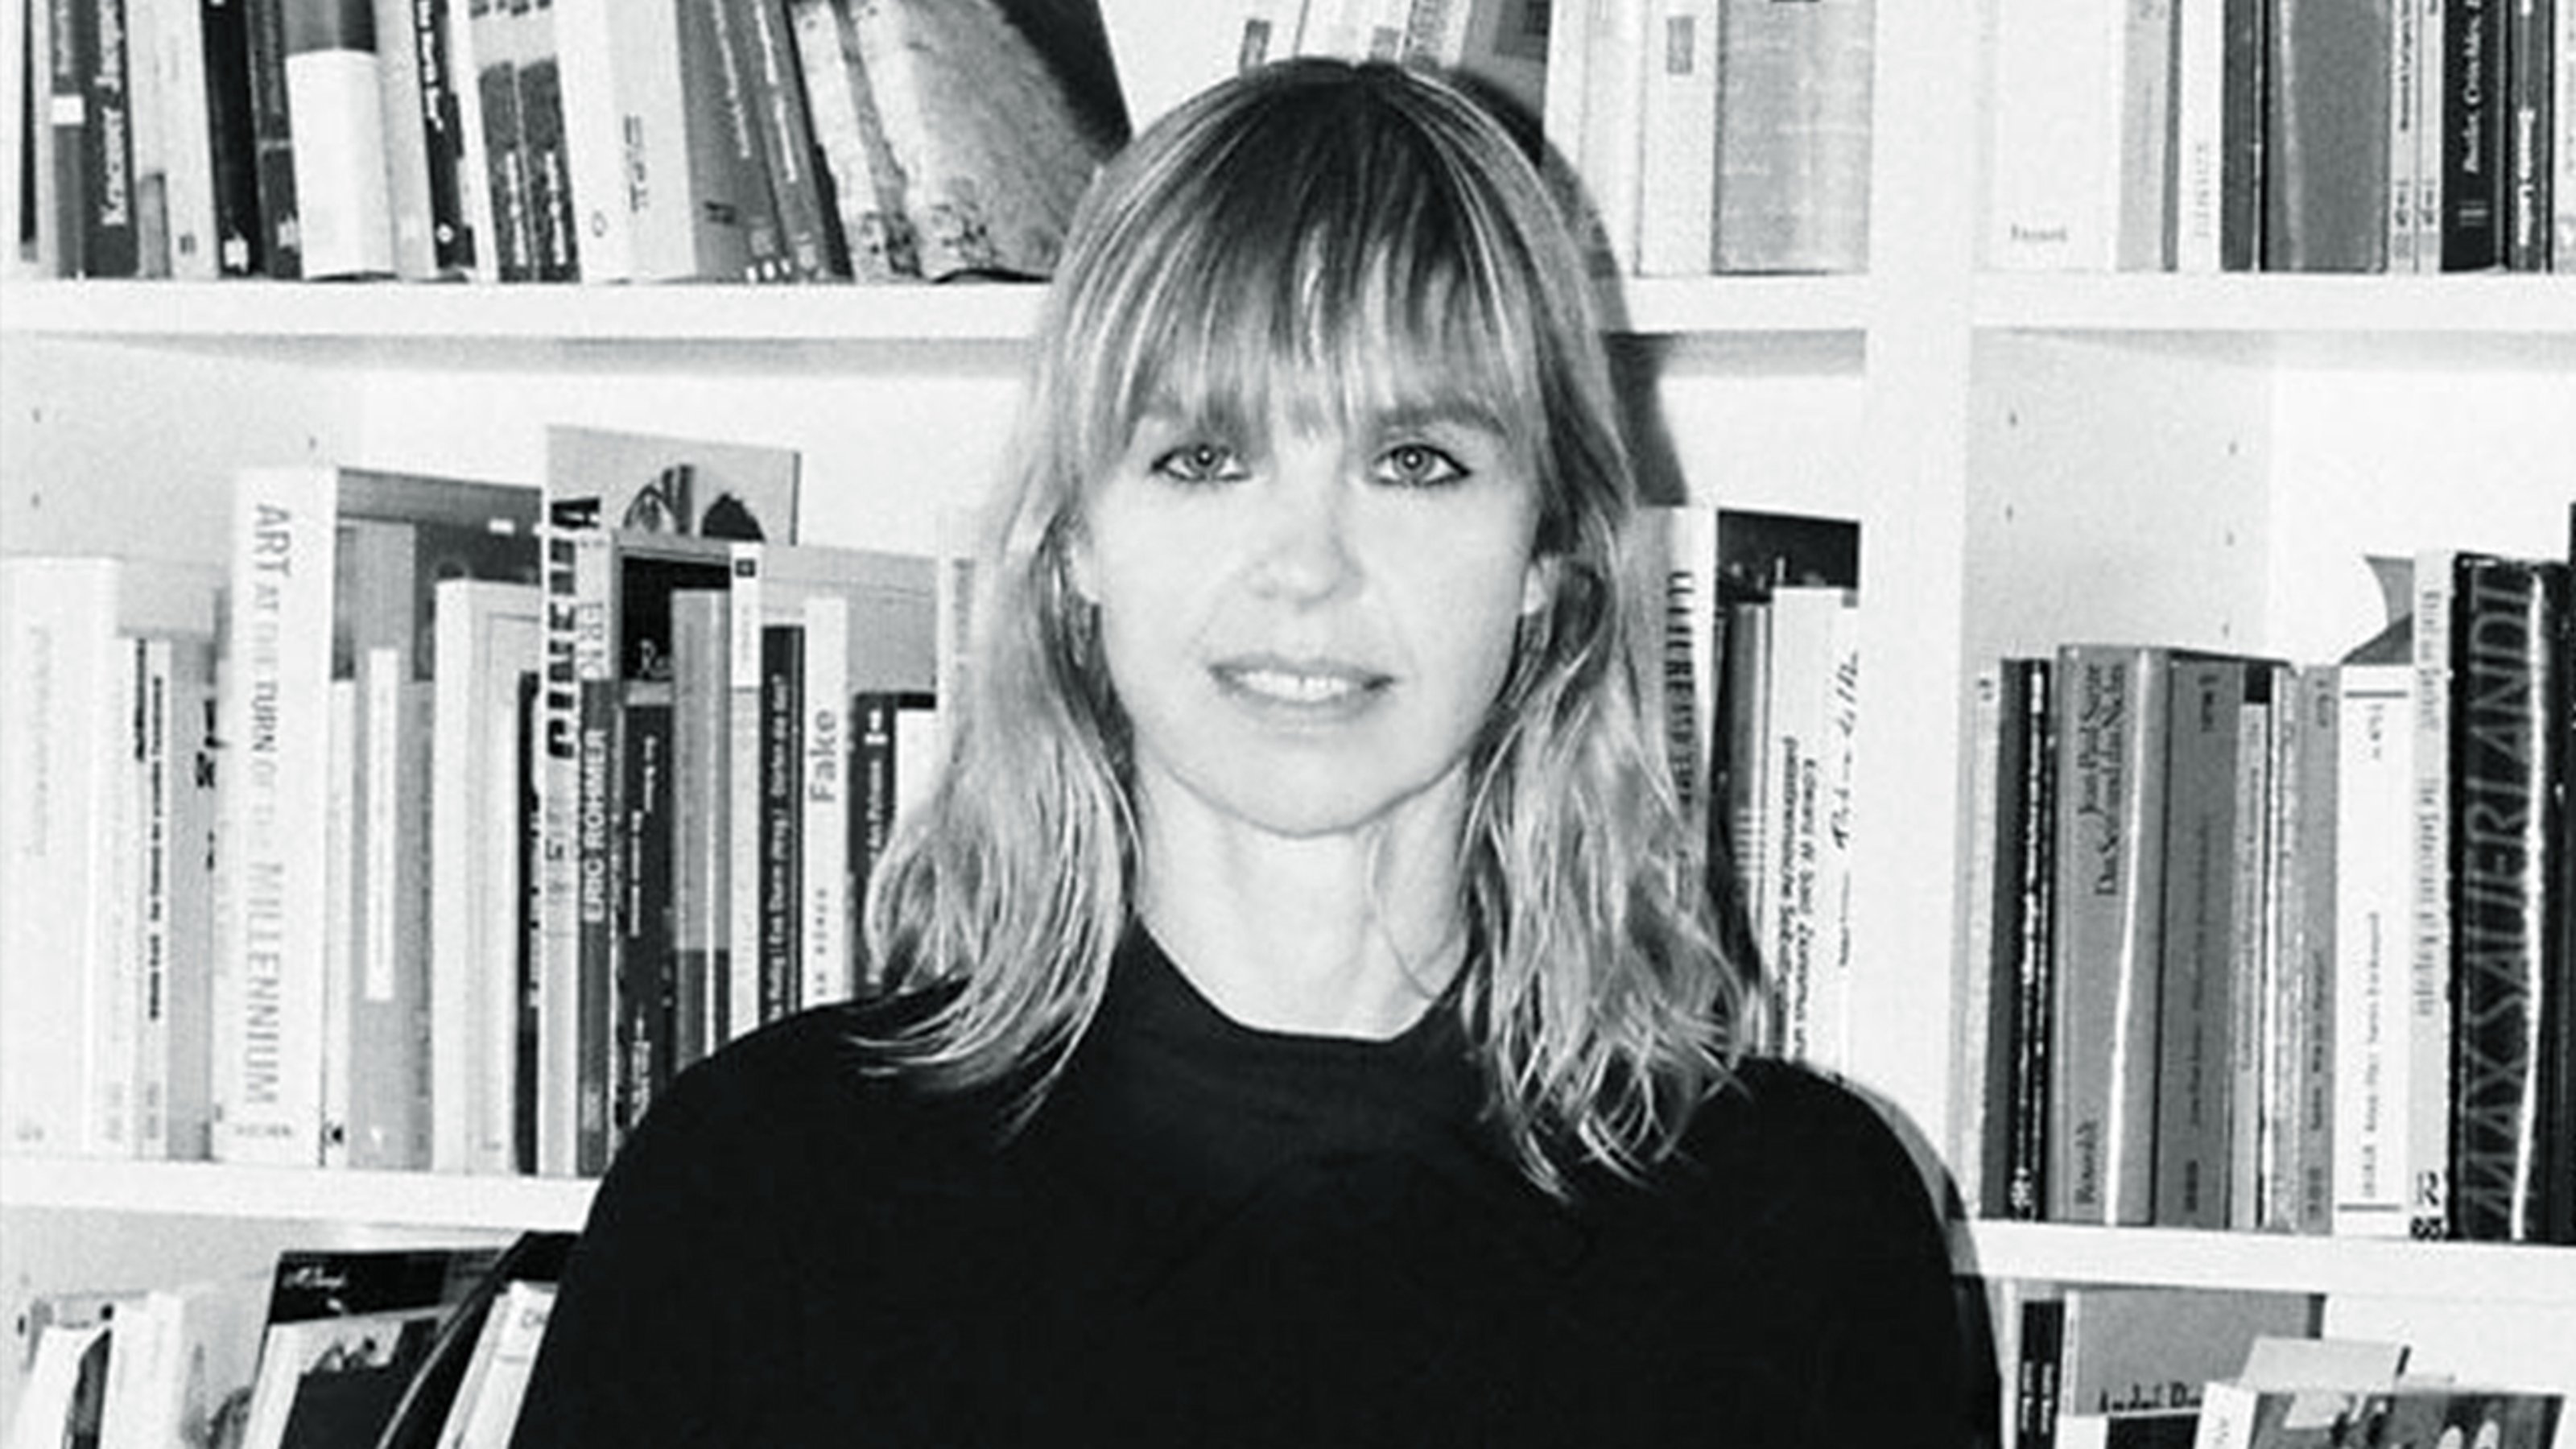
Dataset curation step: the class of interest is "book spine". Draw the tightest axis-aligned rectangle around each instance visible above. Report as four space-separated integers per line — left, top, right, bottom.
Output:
514 0 576 279
2504 0 2553 269
2557 0 2576 267
799 592 850 1007
2442 0 2511 267
615 681 671 1151
2152 656 2244 1228
2409 550 2461 1236
2332 661 2415 1235
2446 555 2569 1241
2221 666 2277 1228
2119 0 2177 269
468 0 532 279
547 0 628 279
2417 0 2449 269
2174 0 2228 272
163 634 222 1161
2281 664 2339 1235
534 507 592 1175
198 0 262 272
1633 0 1716 278
2049 644 2168 1225
213 469 339 1166
726 545 767 1037
2219 0 2266 270
281 0 391 276
50 0 93 276
413 0 479 274
346 654 434 1169
1984 0 2123 271
1575 0 1648 275
2389 0 2426 272
1958 666 2008 1221
151 0 219 275
670 588 729 1068
741 0 836 280
2006 658 2058 1221
572 645 616 1174
758 619 803 1021
242 0 300 275
373 0 436 275
704 0 784 280
2263 0 2393 272
83 0 140 275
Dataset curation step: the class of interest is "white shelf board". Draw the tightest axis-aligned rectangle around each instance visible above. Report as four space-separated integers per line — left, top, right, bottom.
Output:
0 275 1879 354
1961 1220 2576 1305
0 1155 595 1233
1973 271 2576 338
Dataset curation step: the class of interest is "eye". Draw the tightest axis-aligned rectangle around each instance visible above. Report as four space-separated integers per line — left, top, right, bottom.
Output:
1148 441 1249 485
1373 441 1471 489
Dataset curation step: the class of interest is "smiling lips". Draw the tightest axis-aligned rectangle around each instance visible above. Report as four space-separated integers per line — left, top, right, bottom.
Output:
1212 657 1393 713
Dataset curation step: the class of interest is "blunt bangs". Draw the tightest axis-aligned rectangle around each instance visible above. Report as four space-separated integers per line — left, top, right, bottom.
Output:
1046 62 1560 483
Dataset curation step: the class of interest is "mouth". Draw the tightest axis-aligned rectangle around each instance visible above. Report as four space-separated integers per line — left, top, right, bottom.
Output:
1210 658 1393 712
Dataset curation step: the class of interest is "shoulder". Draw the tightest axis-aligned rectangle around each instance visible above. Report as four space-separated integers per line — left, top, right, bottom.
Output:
1660 1055 1946 1230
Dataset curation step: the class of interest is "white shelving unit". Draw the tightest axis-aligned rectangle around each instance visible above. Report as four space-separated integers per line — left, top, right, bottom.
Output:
4 0 2572 1435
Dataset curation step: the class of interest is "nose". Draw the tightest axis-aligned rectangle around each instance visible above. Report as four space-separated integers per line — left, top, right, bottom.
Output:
1248 439 1360 604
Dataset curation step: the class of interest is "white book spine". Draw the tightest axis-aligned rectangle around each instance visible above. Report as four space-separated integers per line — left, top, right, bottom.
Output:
799 592 850 1008
213 467 339 1166
285 27 395 276
1984 0 2123 270
2388 0 2424 272
373 0 437 276
1579 0 1650 275
727 542 767 1041
2330 663 2413 1236
150 0 217 278
2173 0 2227 271
1633 0 1717 277
547 0 632 279
2417 0 2447 272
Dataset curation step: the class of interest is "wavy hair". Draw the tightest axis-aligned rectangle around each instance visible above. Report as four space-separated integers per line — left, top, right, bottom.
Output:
861 57 1745 1194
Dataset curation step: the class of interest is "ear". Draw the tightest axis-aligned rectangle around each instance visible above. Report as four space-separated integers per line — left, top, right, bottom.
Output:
1060 526 1100 605
1519 554 1558 618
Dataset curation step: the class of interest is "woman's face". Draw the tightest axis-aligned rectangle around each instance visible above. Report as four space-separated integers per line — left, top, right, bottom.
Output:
1070 393 1550 844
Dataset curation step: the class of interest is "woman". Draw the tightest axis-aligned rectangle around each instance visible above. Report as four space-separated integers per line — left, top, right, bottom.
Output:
513 58 1968 1447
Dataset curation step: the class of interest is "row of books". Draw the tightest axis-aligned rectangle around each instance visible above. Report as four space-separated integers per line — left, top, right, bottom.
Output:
0 0 1893 287
4 0 1131 283
1976 1280 2563 1449
0 423 944 1182
5 1235 568 1449
1952 540 2574 1243
1646 503 1864 1071
1541 0 1875 277
1985 0 2576 273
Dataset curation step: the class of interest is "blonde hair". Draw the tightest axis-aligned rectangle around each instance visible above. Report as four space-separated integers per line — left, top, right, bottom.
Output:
862 58 1744 1193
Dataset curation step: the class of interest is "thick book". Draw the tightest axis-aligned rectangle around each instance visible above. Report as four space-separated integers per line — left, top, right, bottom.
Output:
551 0 758 281
2259 663 2339 1235
281 0 394 276
1714 0 1876 275
737 0 838 280
428 577 543 1175
2439 0 2511 268
1633 0 1718 278
2047 643 2176 1225
2330 655 2416 1236
2444 552 2569 1241
213 466 539 1168
1959 657 2057 1222
2264 0 2394 271
1984 0 2170 270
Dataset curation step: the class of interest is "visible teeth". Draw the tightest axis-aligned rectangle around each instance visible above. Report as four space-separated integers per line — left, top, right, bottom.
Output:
1236 669 1360 702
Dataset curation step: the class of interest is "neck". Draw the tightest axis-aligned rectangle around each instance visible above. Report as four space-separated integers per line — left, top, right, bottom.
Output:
1132 782 1470 1040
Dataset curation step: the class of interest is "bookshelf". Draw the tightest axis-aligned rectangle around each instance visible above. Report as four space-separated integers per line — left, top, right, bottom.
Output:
3 0 2573 1438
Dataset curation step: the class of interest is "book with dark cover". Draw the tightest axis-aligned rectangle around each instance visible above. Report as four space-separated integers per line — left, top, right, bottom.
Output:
2152 654 2254 1228
200 0 265 274
514 0 576 279
243 0 299 275
80 0 139 275
758 619 803 1023
469 0 533 280
240 1245 502 1449
1966 655 2054 1222
2446 551 2570 1241
2442 0 2512 269
408 0 477 274
2503 0 2555 270
2219 0 2267 270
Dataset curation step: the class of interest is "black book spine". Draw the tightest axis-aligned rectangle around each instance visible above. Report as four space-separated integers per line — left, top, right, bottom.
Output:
2446 553 2570 1241
200 0 263 274
2442 0 2513 269
242 0 298 275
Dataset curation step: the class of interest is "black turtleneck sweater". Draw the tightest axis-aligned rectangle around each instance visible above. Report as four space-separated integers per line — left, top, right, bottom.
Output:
510 931 1971 1447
